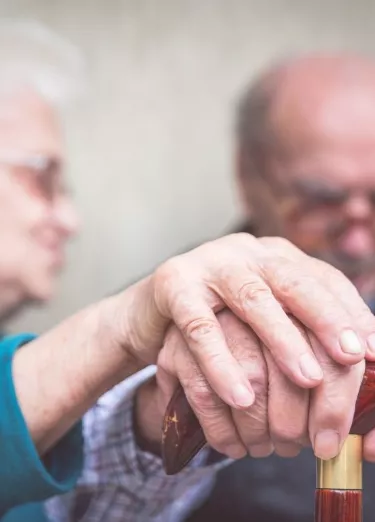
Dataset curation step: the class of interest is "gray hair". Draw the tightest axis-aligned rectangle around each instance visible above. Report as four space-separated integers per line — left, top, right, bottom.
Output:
235 56 296 155
0 19 85 110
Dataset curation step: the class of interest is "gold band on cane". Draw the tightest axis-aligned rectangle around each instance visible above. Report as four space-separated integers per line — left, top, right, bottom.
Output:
316 434 363 490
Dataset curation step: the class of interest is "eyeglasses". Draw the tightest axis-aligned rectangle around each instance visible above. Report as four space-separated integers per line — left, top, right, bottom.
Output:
272 178 375 220
0 152 67 202
244 148 375 221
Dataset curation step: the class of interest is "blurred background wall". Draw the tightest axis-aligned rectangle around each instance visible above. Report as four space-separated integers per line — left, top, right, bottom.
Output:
3 0 375 332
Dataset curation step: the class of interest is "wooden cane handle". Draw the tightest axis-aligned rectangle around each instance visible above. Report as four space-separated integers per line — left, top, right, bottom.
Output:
162 362 375 475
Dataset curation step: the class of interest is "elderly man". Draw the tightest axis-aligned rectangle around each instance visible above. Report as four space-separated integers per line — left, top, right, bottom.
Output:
3 23 370 522
183 53 375 522
45 52 375 522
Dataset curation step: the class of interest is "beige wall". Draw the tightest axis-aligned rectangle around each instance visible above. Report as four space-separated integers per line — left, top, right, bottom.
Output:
2 0 375 332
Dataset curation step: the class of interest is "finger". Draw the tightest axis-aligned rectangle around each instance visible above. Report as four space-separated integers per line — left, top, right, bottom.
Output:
158 324 246 459
248 441 274 458
310 264 375 362
263 255 369 366
156 325 181 412
169 289 256 410
308 333 365 460
218 311 271 454
156 364 179 414
264 343 308 458
258 237 375 362
154 258 256 411
363 428 375 462
211 267 323 388
215 310 275 458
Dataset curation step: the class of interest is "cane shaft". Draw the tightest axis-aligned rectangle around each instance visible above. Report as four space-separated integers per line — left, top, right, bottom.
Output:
315 490 362 522
315 435 363 522
313 364 375 522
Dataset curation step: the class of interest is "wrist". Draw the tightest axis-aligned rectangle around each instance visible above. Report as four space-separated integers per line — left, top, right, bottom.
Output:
108 276 169 366
86 297 145 388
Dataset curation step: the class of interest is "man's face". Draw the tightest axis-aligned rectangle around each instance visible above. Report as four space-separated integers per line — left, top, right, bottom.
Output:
0 90 79 303
240 65 375 295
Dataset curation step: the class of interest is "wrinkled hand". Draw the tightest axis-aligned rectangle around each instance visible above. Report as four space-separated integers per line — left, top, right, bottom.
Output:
158 310 375 462
120 234 375 457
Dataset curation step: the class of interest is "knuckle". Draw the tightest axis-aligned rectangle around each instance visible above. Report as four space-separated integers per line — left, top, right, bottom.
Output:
238 279 272 305
274 442 302 458
153 257 186 310
325 359 365 382
309 263 374 325
275 268 309 298
248 363 268 391
163 324 183 347
154 256 190 302
243 429 267 447
248 441 274 458
207 431 241 456
237 406 268 446
259 236 294 251
243 359 268 398
227 232 258 246
182 317 220 343
317 398 352 428
154 256 183 285
261 257 308 298
271 421 305 443
188 382 220 414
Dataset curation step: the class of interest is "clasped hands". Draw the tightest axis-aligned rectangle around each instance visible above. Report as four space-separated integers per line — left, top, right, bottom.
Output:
132 234 375 462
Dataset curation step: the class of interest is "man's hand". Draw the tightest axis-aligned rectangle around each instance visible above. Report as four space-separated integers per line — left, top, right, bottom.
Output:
156 310 367 462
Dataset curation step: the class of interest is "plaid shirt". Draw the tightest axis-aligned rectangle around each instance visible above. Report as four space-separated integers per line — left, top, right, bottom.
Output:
45 367 227 521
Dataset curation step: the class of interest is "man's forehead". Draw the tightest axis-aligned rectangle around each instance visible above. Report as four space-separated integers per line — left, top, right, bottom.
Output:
0 88 63 155
268 56 375 154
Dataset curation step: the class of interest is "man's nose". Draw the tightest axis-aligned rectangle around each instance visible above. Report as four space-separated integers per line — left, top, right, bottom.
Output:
343 194 373 221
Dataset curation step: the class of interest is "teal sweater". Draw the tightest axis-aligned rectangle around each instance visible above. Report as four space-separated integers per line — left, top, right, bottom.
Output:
0 335 83 521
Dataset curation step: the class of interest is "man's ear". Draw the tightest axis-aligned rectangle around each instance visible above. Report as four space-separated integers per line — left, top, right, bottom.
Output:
234 146 255 220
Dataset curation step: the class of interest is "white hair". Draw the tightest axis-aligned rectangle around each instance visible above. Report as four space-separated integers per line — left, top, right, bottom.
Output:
0 19 85 110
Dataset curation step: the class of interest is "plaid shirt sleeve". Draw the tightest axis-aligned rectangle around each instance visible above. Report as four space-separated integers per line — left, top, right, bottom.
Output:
45 366 226 522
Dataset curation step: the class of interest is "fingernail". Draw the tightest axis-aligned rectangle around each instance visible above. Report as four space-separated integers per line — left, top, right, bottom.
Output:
339 330 363 354
248 442 274 458
314 430 340 460
367 333 375 356
232 383 254 409
299 353 323 382
224 443 247 459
